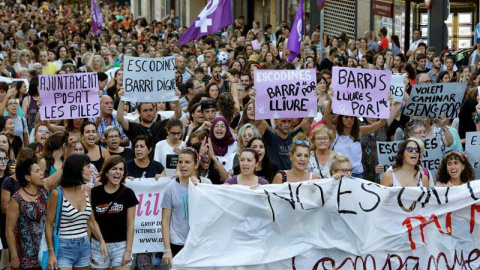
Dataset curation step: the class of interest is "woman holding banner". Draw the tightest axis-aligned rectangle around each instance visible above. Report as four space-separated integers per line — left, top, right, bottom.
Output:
323 98 387 179
380 138 429 187
435 151 474 187
272 133 320 183
161 148 211 268
91 155 138 269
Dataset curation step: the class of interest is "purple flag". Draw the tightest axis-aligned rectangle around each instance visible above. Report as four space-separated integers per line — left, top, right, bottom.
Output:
287 0 304 62
91 0 103 36
178 0 233 46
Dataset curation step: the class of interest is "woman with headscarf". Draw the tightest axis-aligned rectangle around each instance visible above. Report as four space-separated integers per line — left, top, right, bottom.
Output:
209 117 237 173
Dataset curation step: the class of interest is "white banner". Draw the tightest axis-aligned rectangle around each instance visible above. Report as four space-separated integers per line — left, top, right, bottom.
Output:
125 177 174 254
122 56 177 102
390 73 406 102
173 178 480 269
466 132 480 179
376 136 442 179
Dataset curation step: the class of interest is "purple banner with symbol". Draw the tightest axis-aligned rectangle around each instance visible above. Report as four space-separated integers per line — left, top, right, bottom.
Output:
39 73 100 120
331 67 391 119
254 69 317 120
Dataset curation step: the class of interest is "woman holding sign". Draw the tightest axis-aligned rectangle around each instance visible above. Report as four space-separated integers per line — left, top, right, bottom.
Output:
435 151 474 187
91 155 138 269
153 119 185 177
380 138 429 187
324 98 387 179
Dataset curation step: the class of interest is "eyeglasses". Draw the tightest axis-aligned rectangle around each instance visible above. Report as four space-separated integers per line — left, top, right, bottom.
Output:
107 135 119 139
37 129 49 134
315 136 329 141
170 132 182 137
406 147 420 153
411 130 427 136
334 168 353 173
294 140 311 147
0 157 8 163
420 80 433 83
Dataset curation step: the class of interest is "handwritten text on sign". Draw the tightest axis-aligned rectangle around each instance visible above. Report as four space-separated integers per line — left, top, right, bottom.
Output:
390 73 407 102
254 69 317 120
122 56 177 102
173 180 480 269
331 67 391 118
39 73 100 120
466 132 480 179
376 136 442 177
125 177 173 254
404 82 467 118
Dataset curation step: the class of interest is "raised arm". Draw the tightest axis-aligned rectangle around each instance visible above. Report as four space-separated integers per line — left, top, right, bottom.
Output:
323 98 337 133
360 119 387 136
116 89 130 131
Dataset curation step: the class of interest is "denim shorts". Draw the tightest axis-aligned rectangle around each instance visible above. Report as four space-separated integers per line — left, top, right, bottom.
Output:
91 238 132 268
57 236 91 268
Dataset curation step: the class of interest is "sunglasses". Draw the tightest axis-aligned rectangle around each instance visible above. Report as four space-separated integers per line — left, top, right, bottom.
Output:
406 147 420 153
294 140 311 147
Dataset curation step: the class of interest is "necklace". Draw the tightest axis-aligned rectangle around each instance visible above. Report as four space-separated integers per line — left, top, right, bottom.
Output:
23 187 39 197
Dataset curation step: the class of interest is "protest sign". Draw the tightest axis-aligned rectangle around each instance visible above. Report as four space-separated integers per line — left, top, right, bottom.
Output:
125 177 173 254
390 73 406 102
38 73 100 120
254 69 317 120
466 132 480 179
122 56 177 102
331 67 391 118
376 136 442 178
173 179 480 269
403 82 467 118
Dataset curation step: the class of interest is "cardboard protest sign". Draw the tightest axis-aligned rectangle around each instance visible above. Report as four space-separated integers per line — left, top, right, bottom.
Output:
403 82 467 118
125 177 174 253
331 67 391 118
466 132 480 179
122 56 177 102
390 73 407 102
39 73 100 120
173 179 480 269
254 69 317 120
376 136 442 178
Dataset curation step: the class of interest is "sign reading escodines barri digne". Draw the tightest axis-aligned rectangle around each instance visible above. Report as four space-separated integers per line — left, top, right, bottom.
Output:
172 179 480 269
122 56 177 102
39 73 100 120
403 82 467 118
254 69 317 120
125 177 173 254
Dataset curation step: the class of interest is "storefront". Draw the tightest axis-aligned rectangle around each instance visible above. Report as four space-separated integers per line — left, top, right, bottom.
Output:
372 0 478 51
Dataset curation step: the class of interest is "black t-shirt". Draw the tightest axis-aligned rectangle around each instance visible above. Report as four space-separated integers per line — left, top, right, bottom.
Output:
109 148 134 162
125 119 168 147
91 185 139 243
263 129 302 170
126 159 165 178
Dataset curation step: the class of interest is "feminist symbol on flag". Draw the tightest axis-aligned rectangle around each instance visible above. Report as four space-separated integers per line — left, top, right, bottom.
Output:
195 0 220 33
296 19 303 43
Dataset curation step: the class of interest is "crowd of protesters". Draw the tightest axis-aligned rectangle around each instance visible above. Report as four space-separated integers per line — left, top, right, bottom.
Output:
0 0 478 269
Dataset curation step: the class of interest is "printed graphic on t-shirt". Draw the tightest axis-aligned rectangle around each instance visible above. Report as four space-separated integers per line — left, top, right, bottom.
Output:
166 154 179 169
96 202 124 214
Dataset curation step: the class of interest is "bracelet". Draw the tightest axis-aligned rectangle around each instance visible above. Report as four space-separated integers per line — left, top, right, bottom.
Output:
47 247 54 251
474 113 480 124
164 249 172 252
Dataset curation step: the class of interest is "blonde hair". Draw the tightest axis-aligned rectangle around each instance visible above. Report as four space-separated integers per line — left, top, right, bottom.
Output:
291 132 311 154
310 124 336 149
329 153 351 175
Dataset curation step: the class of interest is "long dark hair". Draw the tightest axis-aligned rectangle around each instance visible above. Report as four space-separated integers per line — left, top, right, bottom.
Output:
61 154 90 188
336 115 361 142
436 151 474 185
99 155 127 185
392 139 424 176
246 137 276 183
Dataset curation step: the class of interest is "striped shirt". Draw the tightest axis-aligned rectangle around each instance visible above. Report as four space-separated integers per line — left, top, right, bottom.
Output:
59 191 92 239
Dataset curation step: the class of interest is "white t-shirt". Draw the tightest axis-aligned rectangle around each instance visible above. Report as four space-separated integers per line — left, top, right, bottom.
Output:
153 140 186 177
